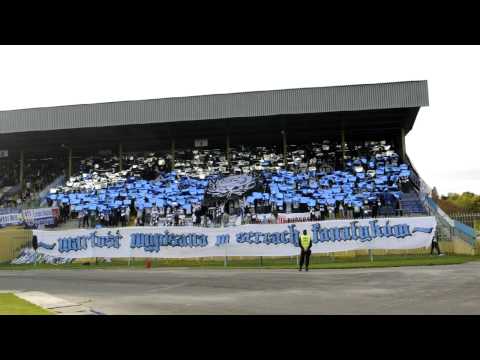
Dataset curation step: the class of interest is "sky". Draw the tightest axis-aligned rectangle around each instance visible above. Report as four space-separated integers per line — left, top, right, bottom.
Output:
0 45 477 196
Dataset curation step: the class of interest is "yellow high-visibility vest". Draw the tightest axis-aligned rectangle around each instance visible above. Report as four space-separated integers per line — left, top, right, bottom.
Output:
300 234 311 249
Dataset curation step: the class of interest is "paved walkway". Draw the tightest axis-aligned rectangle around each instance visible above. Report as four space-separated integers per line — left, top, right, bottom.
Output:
1 263 480 314
14 291 98 315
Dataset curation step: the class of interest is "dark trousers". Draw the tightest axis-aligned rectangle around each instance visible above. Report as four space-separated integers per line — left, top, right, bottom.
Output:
82 215 89 228
299 249 311 270
431 241 441 255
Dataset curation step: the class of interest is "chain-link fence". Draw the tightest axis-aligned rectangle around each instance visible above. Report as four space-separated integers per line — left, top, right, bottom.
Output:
0 226 33 263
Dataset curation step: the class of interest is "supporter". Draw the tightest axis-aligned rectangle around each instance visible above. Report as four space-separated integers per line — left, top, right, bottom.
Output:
430 233 442 256
125 206 130 225
120 207 127 227
89 209 96 228
82 210 89 228
150 205 159 226
328 204 335 220
77 209 83 228
104 211 110 227
144 206 151 226
222 211 229 227
135 210 142 226
353 203 361 219
372 201 379 218
338 203 345 219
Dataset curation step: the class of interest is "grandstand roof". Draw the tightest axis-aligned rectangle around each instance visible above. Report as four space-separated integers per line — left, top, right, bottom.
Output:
0 80 428 134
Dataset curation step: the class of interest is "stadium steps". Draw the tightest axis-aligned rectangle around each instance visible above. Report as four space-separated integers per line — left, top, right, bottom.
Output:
400 191 427 215
0 185 18 203
39 175 66 206
0 186 12 200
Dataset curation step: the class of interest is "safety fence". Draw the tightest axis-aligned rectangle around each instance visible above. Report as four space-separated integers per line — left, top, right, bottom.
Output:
406 155 477 246
0 226 33 263
65 211 432 231
449 213 480 232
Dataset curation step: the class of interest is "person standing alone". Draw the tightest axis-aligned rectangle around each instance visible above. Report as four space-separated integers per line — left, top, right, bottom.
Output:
299 229 312 272
430 232 442 256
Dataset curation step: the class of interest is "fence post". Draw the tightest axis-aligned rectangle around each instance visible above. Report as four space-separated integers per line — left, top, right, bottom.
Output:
223 220 228 268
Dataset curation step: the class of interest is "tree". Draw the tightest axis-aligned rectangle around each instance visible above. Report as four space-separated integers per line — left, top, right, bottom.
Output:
439 191 480 213
437 198 463 214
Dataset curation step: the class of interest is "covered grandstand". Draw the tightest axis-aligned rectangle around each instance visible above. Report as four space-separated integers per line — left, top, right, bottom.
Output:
0 80 426 180
0 80 476 249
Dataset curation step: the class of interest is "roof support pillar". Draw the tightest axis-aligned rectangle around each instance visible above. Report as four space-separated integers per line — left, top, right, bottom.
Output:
226 120 231 169
400 127 406 162
19 150 24 189
119 143 123 171
167 126 176 172
226 134 231 168
171 138 176 171
281 129 287 168
68 147 72 179
61 144 72 179
341 125 346 168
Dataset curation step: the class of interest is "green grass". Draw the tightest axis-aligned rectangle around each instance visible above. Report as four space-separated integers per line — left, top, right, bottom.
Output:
0 293 52 315
1 254 479 271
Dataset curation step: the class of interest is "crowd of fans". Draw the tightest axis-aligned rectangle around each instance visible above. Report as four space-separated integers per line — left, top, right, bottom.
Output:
0 160 19 188
42 139 415 229
24 159 64 193
0 158 65 208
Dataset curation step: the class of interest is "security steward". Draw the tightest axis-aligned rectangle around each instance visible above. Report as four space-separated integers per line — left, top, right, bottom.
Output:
299 229 312 272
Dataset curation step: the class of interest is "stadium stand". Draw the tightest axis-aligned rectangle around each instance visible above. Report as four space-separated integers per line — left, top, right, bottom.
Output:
0 81 447 232
2 80 479 262
0 156 64 208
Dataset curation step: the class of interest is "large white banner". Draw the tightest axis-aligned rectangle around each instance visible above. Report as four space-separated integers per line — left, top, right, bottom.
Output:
34 216 437 259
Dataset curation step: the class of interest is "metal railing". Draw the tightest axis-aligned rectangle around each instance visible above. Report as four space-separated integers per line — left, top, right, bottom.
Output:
449 213 480 230
59 210 431 232
407 155 477 245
